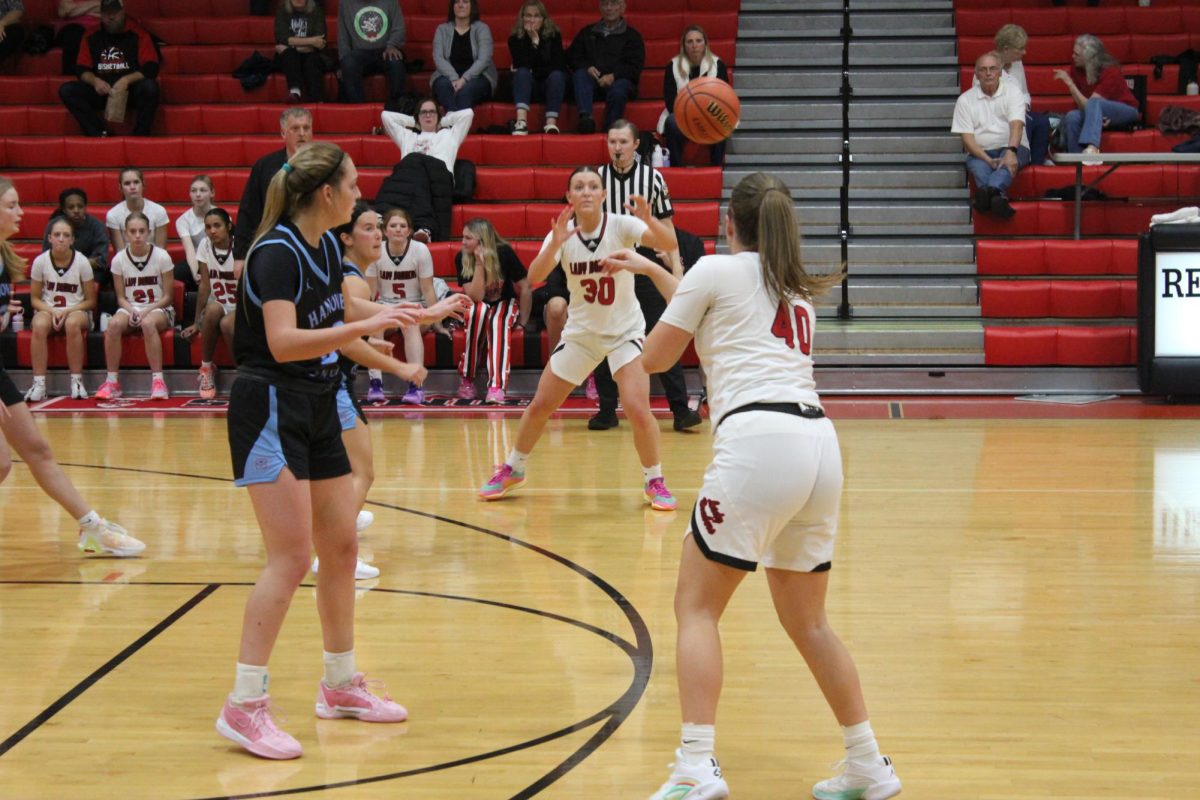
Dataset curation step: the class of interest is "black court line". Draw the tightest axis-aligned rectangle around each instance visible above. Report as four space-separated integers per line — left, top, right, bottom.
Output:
0 584 220 758
0 467 654 800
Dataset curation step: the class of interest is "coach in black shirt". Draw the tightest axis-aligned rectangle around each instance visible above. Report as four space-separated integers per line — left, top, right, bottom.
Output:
58 0 160 137
233 107 314 263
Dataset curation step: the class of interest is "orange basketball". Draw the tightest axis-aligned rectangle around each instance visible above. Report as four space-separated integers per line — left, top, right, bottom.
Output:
672 77 740 146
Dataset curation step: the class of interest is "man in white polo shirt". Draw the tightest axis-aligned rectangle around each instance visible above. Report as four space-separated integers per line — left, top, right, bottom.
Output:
951 50 1030 219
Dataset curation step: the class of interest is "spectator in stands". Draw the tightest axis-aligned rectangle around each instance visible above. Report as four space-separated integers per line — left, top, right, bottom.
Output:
508 1 567 135
24 218 97 403
1054 34 1140 159
590 119 701 433
567 0 644 135
432 0 497 113
951 51 1029 220
54 1 101 76
530 264 569 354
234 107 313 264
107 167 168 252
365 207 442 405
455 217 531 404
58 0 160 138
0 0 25 66
95 211 175 401
174 174 216 293
179 208 237 401
276 0 328 103
43 187 110 286
378 99 473 242
991 24 1051 166
337 0 407 105
662 25 729 167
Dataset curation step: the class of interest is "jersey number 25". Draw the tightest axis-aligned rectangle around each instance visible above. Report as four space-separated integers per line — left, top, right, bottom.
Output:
771 301 812 355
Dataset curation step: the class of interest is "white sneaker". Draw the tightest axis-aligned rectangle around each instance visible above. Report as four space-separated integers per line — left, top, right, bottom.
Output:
812 756 902 800
356 510 375 532
1081 145 1103 166
24 381 46 402
311 557 381 580
78 520 146 558
70 377 88 399
649 750 729 799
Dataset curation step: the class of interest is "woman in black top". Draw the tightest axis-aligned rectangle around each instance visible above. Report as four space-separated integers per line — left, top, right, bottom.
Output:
662 25 730 167
43 187 110 285
507 0 567 135
0 175 143 559
219 143 418 761
274 0 327 103
454 216 530 404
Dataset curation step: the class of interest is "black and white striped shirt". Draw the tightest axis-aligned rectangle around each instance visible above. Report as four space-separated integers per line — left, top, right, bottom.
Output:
598 156 674 221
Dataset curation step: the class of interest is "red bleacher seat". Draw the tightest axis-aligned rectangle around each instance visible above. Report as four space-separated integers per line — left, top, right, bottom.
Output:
1049 280 1123 317
475 168 538 201
980 280 1051 317
1045 240 1120 275
1127 6 1185 33
15 330 75 368
1056 325 1132 365
452 205 525 239
976 240 1046 276
984 326 1058 366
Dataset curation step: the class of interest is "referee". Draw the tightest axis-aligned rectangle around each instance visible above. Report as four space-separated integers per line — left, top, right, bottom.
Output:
590 119 701 432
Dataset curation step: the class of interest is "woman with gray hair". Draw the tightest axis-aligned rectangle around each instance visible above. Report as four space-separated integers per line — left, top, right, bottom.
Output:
1053 34 1139 156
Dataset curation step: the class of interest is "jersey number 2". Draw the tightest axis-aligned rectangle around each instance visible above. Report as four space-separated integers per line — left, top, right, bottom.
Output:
770 302 812 355
580 277 615 305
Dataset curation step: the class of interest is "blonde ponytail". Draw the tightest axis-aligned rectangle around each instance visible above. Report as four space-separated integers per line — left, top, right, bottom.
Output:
251 142 350 252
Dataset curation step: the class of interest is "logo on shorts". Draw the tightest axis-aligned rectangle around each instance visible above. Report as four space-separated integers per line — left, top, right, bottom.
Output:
698 497 724 535
253 456 271 472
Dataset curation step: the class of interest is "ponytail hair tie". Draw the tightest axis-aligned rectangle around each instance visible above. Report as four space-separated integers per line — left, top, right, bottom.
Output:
281 163 293 174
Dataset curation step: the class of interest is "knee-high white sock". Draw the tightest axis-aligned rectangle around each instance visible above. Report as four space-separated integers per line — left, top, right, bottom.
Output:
679 722 715 764
843 720 881 765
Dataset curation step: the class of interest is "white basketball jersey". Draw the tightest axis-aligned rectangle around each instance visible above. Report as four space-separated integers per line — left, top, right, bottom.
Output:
368 240 434 305
31 251 94 309
197 238 238 312
659 252 822 426
541 213 648 338
111 245 173 310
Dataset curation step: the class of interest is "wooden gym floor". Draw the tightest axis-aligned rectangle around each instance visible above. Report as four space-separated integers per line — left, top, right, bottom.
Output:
1 404 1199 799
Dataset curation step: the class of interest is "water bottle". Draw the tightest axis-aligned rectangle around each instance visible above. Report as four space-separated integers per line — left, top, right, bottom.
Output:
1188 81 1199 96
10 308 23 333
651 145 664 168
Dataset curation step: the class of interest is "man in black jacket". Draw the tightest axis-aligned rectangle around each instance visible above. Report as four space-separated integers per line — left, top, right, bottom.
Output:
233 107 314 264
58 0 160 137
567 0 643 134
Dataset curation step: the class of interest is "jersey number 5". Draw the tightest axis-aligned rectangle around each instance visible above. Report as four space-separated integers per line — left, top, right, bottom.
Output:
580 276 615 305
771 301 812 355
390 283 407 298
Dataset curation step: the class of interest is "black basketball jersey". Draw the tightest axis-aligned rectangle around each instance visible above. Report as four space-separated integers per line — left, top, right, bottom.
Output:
337 258 367 390
235 221 346 390
0 270 10 369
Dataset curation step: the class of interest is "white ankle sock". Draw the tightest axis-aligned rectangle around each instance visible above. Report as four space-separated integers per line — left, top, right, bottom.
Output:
233 662 269 701
70 373 82 383
32 376 45 386
642 464 663 482
201 360 214 370
369 369 382 380
679 722 715 764
152 372 164 382
323 649 356 688
508 449 529 473
843 720 882 765
78 510 102 530
106 372 118 383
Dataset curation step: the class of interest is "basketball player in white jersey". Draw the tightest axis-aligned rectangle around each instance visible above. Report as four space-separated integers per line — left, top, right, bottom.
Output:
608 172 902 800
98 212 176 401
25 217 97 401
478 165 680 511
364 207 439 404
180 208 238 400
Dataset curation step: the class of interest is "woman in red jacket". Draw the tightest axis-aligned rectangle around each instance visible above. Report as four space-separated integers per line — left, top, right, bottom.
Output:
1054 34 1139 158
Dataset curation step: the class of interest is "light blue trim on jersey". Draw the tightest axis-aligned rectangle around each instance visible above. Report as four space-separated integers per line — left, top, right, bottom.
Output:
335 383 358 431
234 385 287 487
273 225 338 287
243 227 305 307
341 258 365 280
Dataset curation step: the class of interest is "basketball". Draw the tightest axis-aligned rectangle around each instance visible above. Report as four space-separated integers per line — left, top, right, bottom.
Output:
673 77 740 146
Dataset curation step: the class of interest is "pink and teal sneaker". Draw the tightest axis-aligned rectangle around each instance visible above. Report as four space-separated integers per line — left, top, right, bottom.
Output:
479 464 525 500
644 477 677 511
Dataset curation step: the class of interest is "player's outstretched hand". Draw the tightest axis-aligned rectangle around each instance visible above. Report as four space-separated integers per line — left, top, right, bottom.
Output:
367 336 394 356
369 304 422 333
397 362 428 386
602 248 657 276
550 205 574 243
623 195 652 222
427 293 471 324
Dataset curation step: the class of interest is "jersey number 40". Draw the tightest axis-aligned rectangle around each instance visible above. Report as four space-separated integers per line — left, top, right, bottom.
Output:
770 301 812 355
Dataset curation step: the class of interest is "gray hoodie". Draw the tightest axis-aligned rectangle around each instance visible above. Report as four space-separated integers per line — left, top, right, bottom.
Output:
338 0 405 58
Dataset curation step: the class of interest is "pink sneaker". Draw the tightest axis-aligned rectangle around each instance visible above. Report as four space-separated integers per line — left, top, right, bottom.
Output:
585 373 599 401
198 364 217 400
644 477 677 511
457 376 476 400
150 376 169 400
485 386 505 404
315 672 408 723
216 695 302 760
479 463 525 500
95 379 121 400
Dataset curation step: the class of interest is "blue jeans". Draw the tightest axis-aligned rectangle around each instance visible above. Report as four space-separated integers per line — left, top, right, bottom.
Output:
432 75 492 112
664 112 727 166
572 69 635 129
966 146 1031 196
512 67 567 118
339 48 406 103
1064 97 1140 152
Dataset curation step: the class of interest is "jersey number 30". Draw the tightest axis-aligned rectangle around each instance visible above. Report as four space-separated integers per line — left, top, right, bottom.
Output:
579 276 615 305
771 302 812 355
